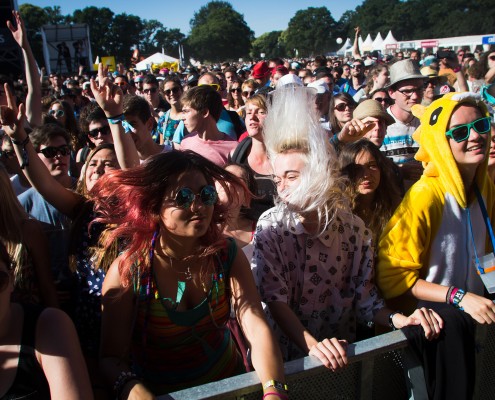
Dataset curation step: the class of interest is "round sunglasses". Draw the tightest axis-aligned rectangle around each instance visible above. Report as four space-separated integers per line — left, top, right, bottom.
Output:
37 144 71 158
174 185 218 209
48 109 65 118
445 117 491 143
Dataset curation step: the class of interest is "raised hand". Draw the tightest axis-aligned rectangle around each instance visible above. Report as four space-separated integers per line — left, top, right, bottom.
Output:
90 63 124 117
7 11 27 49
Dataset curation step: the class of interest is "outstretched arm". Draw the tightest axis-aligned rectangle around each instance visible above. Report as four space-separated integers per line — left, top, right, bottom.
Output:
352 27 362 60
91 64 140 169
7 11 42 127
0 83 83 218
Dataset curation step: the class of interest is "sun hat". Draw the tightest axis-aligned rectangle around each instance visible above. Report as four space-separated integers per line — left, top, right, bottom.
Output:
276 73 303 88
353 99 395 126
307 78 329 94
386 59 426 88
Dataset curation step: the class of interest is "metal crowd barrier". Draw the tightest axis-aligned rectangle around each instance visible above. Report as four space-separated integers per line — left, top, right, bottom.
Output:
159 324 495 400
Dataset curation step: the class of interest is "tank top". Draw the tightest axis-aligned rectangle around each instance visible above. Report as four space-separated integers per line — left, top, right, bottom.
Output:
130 237 245 395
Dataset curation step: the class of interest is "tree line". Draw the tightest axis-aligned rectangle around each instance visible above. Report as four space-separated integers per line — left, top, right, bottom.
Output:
18 0 495 67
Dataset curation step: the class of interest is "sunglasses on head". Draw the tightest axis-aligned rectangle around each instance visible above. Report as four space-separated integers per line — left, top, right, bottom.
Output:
48 109 65 118
334 102 354 112
38 144 71 158
164 87 181 96
174 185 218 209
445 117 491 143
198 83 221 91
88 125 111 138
230 88 241 93
143 87 157 94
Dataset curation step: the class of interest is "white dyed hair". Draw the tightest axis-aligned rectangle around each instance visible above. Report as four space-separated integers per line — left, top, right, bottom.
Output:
263 86 347 235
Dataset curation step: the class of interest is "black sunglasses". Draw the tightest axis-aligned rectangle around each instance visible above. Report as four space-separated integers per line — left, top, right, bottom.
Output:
174 185 218 209
38 145 71 158
143 87 158 94
230 88 241 93
373 97 392 105
334 102 354 112
164 87 181 96
48 109 65 118
88 125 111 138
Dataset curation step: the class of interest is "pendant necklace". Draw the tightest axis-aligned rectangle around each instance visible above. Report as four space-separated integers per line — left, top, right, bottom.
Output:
166 251 193 281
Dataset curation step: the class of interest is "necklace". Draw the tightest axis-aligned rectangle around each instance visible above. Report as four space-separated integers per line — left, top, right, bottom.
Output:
165 251 193 281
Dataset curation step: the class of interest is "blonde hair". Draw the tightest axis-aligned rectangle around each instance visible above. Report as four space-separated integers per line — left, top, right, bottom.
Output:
263 86 349 236
0 165 30 284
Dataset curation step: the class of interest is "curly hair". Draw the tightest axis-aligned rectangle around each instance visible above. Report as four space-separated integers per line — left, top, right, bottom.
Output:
92 150 246 286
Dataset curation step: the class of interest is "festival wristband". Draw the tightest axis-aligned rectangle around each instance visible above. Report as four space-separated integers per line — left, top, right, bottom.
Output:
263 380 288 392
107 113 125 124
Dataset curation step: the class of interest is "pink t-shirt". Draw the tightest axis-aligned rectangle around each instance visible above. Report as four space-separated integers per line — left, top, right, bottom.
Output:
180 133 237 166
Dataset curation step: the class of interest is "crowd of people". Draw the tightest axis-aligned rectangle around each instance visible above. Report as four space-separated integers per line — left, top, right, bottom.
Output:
1 10 495 399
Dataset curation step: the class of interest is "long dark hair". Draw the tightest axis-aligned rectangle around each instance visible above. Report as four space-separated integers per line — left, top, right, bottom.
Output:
328 92 357 133
339 139 401 241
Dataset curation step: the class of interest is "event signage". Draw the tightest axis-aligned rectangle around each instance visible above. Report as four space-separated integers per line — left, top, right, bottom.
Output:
421 40 439 48
482 35 495 44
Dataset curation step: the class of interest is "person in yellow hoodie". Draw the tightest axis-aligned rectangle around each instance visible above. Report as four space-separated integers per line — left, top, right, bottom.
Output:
377 91 495 321
377 92 495 399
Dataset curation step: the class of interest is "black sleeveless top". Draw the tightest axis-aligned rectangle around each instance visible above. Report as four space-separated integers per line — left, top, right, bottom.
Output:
230 137 277 221
1 305 51 400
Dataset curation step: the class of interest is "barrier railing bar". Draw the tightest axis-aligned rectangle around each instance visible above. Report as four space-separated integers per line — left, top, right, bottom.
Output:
159 330 410 400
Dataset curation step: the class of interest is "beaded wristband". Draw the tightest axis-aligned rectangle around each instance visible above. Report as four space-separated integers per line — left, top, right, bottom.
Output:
452 288 466 310
11 136 30 169
263 380 288 392
263 392 289 400
107 113 125 124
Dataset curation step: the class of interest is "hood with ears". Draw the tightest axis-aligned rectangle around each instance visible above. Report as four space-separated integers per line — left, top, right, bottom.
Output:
411 92 490 208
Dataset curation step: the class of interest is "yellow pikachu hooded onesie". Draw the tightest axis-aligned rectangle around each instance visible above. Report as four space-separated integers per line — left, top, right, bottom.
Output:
377 92 495 309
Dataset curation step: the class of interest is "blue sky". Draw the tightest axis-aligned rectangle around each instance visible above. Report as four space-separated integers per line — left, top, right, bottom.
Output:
17 0 364 37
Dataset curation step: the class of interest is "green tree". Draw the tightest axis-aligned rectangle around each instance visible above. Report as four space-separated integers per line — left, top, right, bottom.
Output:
108 13 143 62
251 31 285 59
284 7 337 57
187 1 253 62
19 4 50 66
72 7 114 56
155 28 185 58
44 6 68 25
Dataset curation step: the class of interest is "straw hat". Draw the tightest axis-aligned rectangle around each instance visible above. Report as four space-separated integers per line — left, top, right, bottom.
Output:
353 99 395 125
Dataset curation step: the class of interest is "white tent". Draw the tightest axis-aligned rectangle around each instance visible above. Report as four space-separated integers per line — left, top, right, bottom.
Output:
135 52 179 71
336 38 352 56
382 31 399 53
372 32 384 52
362 34 374 52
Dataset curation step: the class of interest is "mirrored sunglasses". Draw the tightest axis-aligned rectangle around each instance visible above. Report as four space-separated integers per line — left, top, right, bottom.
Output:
174 185 218 209
48 109 65 118
445 117 491 143
38 145 71 158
